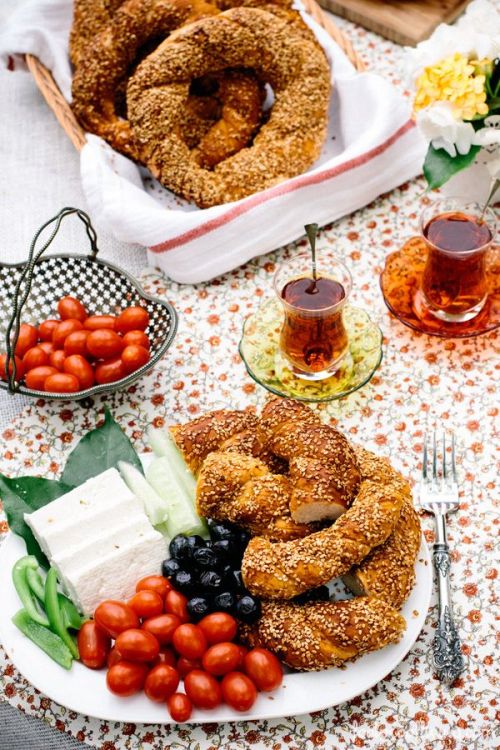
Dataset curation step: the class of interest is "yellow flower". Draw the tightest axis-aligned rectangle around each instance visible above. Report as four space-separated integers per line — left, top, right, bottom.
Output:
414 52 489 120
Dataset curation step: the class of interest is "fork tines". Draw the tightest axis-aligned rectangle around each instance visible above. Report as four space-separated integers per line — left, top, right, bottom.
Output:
422 430 458 486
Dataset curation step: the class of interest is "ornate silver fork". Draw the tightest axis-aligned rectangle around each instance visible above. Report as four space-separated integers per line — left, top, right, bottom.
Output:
420 430 465 683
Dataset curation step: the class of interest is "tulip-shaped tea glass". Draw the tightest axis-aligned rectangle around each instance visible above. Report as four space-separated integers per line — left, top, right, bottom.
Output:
420 198 496 322
273 253 352 380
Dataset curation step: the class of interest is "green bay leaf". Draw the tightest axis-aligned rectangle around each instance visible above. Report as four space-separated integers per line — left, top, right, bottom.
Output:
61 408 143 486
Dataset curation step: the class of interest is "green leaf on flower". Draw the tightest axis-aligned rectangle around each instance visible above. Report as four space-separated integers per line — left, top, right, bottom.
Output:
423 144 481 190
61 408 143 486
0 477 73 567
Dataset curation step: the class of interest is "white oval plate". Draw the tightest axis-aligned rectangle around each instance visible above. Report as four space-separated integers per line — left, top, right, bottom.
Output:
0 532 432 723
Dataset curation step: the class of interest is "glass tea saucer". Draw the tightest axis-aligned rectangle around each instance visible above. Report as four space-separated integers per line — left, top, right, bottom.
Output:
380 237 500 338
239 298 383 402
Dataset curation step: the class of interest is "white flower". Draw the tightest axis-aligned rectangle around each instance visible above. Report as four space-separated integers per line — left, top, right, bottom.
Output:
456 0 500 59
405 0 500 82
415 102 476 156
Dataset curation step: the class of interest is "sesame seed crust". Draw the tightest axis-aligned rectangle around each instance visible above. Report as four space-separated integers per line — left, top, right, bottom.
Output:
239 597 406 671
126 6 331 207
196 450 316 540
170 409 258 472
342 445 421 610
70 0 124 66
241 430 407 599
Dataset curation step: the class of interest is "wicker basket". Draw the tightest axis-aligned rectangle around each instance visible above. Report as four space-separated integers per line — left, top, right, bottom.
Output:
25 0 365 152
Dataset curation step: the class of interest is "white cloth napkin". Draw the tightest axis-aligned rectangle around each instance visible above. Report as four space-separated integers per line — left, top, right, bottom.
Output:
0 0 426 283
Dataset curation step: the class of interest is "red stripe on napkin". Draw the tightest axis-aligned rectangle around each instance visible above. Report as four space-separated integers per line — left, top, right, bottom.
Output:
150 118 415 254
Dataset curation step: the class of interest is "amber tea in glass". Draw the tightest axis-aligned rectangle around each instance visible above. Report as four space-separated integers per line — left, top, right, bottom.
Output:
420 199 495 322
274 254 352 380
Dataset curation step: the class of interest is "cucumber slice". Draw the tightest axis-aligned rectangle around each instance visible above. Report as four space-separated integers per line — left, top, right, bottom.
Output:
145 456 208 539
147 427 197 501
118 461 169 527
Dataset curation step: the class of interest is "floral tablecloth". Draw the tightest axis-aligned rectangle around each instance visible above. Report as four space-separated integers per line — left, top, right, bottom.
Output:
1 14 499 750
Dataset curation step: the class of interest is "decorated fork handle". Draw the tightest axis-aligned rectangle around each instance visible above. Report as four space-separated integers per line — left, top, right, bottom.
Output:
432 515 465 683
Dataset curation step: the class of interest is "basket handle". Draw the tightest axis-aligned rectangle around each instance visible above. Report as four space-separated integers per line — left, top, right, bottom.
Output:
5 207 99 393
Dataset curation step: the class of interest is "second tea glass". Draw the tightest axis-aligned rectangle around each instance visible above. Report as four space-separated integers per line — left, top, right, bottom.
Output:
420 198 496 323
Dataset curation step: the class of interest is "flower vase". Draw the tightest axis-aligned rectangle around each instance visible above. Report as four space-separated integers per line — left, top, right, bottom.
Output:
441 142 500 204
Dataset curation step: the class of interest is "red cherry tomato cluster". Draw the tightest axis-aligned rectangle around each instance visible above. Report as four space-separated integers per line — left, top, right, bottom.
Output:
0 296 151 393
78 575 283 722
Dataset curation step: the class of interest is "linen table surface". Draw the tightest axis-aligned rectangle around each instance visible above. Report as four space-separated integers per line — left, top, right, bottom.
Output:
0 2 498 749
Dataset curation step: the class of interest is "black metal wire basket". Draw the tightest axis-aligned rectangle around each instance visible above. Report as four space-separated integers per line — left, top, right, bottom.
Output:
0 208 178 400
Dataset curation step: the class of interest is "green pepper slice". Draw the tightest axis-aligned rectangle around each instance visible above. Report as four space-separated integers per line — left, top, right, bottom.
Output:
44 568 79 659
26 567 83 630
12 556 49 627
12 609 73 670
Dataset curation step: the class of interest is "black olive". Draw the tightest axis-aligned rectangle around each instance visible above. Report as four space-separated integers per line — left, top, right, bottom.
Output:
235 595 262 624
172 569 196 594
199 570 223 591
193 546 220 569
162 558 181 579
187 596 212 621
231 570 246 592
186 535 206 551
236 529 251 551
169 534 192 561
212 539 235 561
293 586 331 605
213 591 237 612
210 523 236 543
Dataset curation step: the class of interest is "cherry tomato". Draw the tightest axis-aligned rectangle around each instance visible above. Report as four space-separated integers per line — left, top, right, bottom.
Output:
123 330 150 350
107 647 123 668
22 346 49 371
198 613 237 645
153 647 177 668
44 372 80 393
121 344 150 375
236 645 248 668
0 354 24 382
167 693 192 722
49 350 66 371
52 319 83 349
116 306 149 334
243 648 283 691
94 357 125 385
144 663 180 702
15 323 38 358
38 341 55 356
128 590 164 619
83 315 116 331
94 600 139 638
165 590 189 623
63 330 90 356
202 642 242 676
184 670 222 710
172 624 207 660
25 365 58 390
114 628 160 662
38 319 59 342
77 621 111 669
221 671 257 712
57 296 87 322
176 657 202 679
142 614 181 645
86 329 123 360
106 661 148 697
63 355 95 389
136 575 172 598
